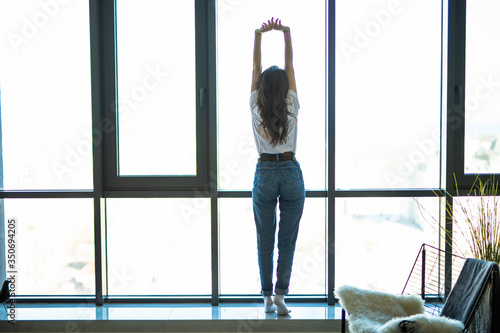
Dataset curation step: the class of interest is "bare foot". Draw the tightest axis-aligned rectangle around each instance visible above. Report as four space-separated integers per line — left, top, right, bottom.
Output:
274 294 291 315
264 296 277 313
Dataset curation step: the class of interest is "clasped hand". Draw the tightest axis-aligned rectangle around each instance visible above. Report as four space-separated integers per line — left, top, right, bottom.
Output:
256 17 289 34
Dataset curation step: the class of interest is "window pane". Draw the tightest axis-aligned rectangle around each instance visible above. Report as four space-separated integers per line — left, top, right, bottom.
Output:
465 0 500 174
106 198 211 295
220 198 326 295
116 0 196 176
336 0 442 189
335 197 439 293
217 0 326 190
2 199 95 295
0 0 92 190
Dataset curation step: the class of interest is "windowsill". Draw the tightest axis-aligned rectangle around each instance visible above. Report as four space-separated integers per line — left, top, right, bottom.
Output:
0 302 344 332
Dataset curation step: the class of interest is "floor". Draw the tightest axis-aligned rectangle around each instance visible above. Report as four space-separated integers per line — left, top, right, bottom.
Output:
0 302 345 332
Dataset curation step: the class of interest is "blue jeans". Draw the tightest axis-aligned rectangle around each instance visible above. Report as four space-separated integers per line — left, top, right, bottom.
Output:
252 157 305 296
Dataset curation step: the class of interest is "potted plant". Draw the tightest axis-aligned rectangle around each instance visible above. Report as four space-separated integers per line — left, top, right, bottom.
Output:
415 175 500 263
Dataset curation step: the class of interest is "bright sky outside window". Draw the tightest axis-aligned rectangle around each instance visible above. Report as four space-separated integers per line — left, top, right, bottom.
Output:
335 197 439 293
106 198 211 295
464 0 500 174
0 0 92 190
217 0 326 191
4 198 95 295
336 0 442 189
116 0 197 176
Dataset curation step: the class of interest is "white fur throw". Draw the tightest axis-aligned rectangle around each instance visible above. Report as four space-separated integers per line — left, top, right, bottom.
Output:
380 314 464 333
335 285 464 333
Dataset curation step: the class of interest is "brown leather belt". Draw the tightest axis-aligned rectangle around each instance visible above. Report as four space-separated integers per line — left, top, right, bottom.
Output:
259 152 294 162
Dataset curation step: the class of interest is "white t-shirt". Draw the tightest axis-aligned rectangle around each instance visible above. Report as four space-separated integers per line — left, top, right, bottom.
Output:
250 89 300 155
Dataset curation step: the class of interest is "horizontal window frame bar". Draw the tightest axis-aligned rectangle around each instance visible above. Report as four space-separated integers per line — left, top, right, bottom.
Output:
104 190 215 198
218 191 328 198
455 174 500 191
5 188 495 199
105 177 211 191
11 295 328 304
105 296 211 303
219 189 448 198
0 189 466 199
0 190 94 199
218 295 327 303
11 296 96 304
334 189 445 198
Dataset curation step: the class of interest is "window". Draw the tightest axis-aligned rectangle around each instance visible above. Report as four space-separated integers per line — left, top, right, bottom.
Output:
336 0 442 189
0 0 469 305
216 0 327 297
217 0 326 191
0 0 94 299
106 198 211 296
335 197 439 293
464 0 500 174
0 0 92 190
219 198 326 295
104 0 209 190
334 0 445 298
116 0 197 177
3 199 94 295
447 0 499 188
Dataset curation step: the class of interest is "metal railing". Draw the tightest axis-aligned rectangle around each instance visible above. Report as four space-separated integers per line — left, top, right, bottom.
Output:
402 243 466 315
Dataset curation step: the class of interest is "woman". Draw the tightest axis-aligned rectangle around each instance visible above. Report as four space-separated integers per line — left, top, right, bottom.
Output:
250 17 305 315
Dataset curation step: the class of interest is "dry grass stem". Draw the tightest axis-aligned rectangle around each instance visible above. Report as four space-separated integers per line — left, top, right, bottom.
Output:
415 175 500 263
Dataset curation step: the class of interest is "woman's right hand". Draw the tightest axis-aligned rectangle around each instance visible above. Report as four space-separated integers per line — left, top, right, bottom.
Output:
273 18 290 33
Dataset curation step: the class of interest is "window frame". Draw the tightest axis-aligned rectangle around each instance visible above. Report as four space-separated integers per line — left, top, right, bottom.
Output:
446 0 500 192
101 0 210 191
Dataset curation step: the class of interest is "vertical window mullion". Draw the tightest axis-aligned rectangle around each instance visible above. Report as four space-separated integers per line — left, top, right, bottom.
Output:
327 0 336 305
444 0 466 294
89 0 113 306
201 0 220 305
446 0 466 191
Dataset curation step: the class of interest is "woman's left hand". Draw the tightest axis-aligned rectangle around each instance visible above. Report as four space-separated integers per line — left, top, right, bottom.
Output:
259 22 273 33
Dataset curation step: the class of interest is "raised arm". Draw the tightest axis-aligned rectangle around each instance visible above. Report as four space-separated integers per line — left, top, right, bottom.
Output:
275 20 296 93
251 29 262 92
251 18 296 93
251 20 274 92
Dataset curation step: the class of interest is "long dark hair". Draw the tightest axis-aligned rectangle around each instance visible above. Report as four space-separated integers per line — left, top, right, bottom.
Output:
256 66 293 146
